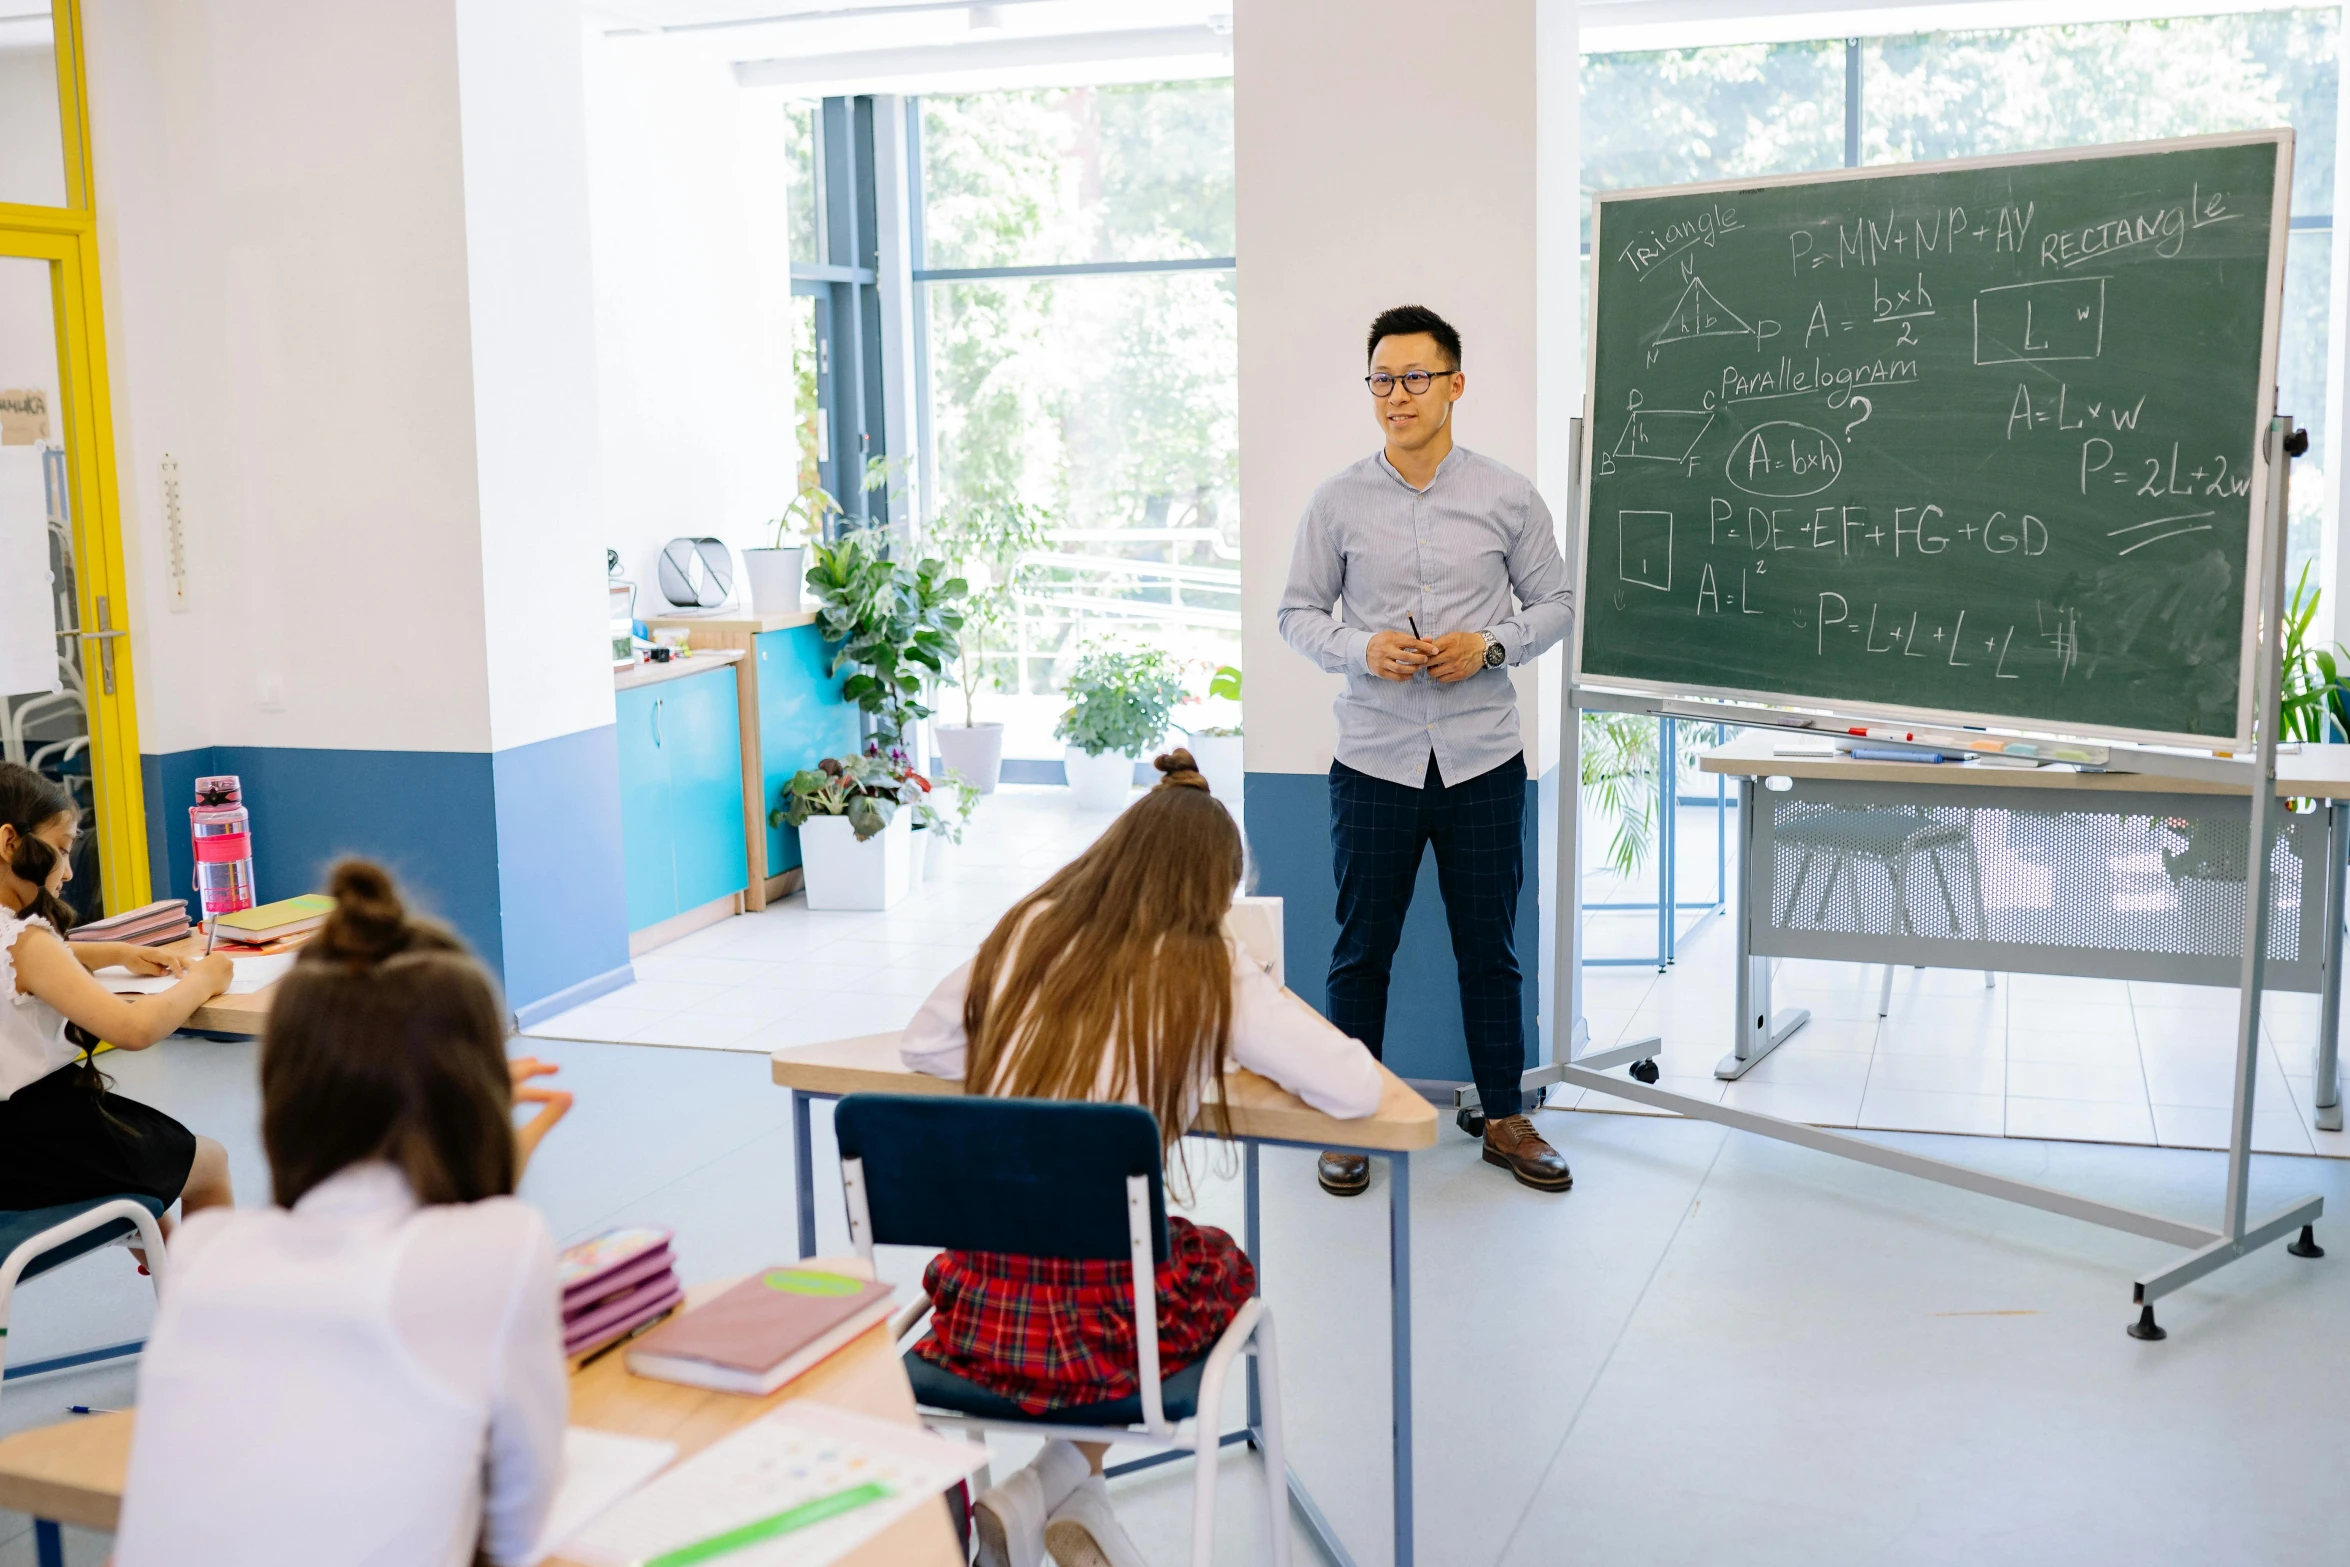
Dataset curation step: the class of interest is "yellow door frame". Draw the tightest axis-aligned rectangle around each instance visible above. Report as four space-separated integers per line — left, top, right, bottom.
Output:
0 0 147 913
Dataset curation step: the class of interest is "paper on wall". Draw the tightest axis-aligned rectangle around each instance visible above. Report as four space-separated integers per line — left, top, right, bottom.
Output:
0 446 56 699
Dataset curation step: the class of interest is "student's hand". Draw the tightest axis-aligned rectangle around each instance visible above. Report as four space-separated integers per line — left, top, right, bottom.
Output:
510 1056 573 1171
120 947 191 979
187 953 233 997
1366 630 1436 683
1425 631 1491 684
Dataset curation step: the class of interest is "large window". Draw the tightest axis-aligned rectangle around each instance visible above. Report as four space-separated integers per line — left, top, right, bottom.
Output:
913 82 1238 758
1583 13 2339 581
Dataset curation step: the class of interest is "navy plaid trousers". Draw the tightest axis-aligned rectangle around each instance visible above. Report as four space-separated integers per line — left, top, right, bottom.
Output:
1326 751 1527 1118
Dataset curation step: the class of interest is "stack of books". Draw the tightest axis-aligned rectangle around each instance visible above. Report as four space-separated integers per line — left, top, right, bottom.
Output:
67 899 190 948
560 1226 684 1363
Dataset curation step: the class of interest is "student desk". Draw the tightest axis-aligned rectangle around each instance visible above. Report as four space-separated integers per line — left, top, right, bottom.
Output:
770 1032 1439 1567
138 930 273 1036
1698 731 2350 1128
0 1258 959 1567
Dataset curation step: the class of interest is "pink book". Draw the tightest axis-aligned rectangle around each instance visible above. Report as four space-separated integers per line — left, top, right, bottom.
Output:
559 1226 674 1306
566 1274 684 1359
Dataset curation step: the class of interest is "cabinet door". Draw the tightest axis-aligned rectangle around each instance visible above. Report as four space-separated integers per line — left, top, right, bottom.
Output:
666 666 751 912
616 684 677 932
756 625 860 874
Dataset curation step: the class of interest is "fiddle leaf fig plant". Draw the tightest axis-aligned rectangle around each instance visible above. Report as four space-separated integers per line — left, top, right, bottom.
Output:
806 525 968 745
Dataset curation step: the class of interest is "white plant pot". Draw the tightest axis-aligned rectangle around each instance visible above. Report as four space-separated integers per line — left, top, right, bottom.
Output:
907 824 929 885
798 811 914 911
1064 746 1141 812
742 546 805 615
933 722 1006 793
924 831 954 880
1184 732 1244 811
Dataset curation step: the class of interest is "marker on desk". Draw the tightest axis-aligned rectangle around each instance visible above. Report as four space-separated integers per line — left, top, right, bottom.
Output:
68 1405 121 1416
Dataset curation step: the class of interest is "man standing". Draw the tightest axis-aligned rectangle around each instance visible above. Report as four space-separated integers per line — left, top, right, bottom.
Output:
1278 305 1575 1196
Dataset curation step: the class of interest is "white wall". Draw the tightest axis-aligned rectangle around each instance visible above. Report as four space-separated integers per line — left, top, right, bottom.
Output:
83 0 614 760
1234 0 1546 776
455 0 615 753
583 32 800 618
85 0 493 756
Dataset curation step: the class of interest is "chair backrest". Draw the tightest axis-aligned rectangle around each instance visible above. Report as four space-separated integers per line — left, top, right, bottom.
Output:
834 1094 1169 1264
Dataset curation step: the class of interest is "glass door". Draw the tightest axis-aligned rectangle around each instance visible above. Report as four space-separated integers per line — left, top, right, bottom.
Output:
0 231 144 919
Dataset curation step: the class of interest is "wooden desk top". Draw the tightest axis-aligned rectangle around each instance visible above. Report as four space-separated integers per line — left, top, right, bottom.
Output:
770 1030 1440 1152
615 647 745 693
0 1259 959 1567
133 930 273 1037
1700 730 2350 799
642 609 820 636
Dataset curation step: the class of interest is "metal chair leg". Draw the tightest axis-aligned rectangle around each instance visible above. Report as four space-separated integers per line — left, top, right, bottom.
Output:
1253 1312 1292 1567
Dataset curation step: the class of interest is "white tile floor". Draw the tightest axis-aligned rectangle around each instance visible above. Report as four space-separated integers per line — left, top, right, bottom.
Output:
537 788 2350 1164
528 786 1125 1054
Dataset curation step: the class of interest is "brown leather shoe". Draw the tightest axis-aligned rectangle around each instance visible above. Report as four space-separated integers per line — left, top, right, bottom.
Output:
1316 1150 1370 1196
1482 1115 1572 1191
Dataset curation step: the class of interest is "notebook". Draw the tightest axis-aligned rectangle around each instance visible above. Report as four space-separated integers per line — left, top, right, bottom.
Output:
67 899 190 946
562 1227 675 1304
94 953 294 996
625 1268 895 1396
567 1274 685 1360
528 1427 679 1566
212 893 335 944
562 1402 984 1567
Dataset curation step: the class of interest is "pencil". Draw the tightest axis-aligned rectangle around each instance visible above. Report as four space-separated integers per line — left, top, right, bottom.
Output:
203 914 216 956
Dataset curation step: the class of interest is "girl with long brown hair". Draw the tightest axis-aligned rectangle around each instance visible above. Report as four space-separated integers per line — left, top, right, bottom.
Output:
0 761 234 1229
902 750 1382 1567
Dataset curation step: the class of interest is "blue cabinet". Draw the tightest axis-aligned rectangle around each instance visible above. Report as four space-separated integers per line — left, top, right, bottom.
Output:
617 665 750 933
755 625 860 875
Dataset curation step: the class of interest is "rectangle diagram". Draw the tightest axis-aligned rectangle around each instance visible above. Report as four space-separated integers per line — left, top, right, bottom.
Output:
1618 510 1673 591
1974 277 2107 365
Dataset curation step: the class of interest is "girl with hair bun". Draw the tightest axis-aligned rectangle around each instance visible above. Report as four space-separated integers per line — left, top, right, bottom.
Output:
901 749 1384 1567
116 860 573 1567
0 761 234 1230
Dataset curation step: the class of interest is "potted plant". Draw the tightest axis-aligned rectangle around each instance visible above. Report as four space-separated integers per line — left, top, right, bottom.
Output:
772 754 921 910
807 524 968 749
915 768 980 881
1055 645 1186 811
744 487 841 614
925 490 1054 792
867 744 942 881
1181 663 1244 806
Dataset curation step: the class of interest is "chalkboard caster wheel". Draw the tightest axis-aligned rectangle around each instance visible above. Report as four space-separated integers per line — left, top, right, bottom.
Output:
2127 1303 2167 1342
1628 1057 1661 1085
2288 1224 2325 1258
1456 1108 1486 1138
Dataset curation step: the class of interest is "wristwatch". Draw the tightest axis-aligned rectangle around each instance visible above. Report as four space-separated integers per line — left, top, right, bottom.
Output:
1480 631 1508 669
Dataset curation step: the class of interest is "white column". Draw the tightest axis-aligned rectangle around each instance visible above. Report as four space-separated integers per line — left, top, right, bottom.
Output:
870 95 923 531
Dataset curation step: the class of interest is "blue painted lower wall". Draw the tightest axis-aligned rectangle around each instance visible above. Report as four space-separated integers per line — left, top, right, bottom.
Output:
144 729 631 1015
1246 765 1551 1087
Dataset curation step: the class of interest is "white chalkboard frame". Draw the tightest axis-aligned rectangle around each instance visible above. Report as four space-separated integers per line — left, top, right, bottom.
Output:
1571 128 2294 753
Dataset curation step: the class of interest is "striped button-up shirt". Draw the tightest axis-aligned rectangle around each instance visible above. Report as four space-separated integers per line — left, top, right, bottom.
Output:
1278 445 1575 789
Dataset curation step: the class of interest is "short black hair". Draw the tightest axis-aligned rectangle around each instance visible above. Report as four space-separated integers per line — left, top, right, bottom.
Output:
1366 305 1461 370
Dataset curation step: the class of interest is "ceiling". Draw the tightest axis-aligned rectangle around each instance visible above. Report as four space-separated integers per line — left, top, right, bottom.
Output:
583 0 1231 94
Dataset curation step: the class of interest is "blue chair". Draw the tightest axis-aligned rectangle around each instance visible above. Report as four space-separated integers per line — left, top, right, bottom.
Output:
834 1094 1291 1567
0 1194 168 1416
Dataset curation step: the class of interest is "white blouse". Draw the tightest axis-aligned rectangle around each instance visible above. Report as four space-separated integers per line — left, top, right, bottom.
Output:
901 919 1385 1123
115 1162 567 1567
0 908 81 1099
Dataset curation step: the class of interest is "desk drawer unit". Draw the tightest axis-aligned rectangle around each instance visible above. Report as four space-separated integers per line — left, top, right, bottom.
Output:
1747 777 2331 991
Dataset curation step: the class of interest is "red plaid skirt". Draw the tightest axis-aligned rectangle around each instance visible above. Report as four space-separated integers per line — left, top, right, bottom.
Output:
912 1217 1256 1414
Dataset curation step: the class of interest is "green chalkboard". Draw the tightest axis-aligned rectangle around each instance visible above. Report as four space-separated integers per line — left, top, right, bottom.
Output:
1575 133 2291 748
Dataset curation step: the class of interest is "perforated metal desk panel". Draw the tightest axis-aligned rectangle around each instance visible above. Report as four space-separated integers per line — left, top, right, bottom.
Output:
1697 732 2348 1123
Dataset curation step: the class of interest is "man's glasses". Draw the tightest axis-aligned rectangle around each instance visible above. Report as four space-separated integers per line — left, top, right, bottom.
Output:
1364 370 1451 396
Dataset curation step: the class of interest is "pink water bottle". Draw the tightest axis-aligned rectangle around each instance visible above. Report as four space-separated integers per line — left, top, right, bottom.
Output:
189 775 257 917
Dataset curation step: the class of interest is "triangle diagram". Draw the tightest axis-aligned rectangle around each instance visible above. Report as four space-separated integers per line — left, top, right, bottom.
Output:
1651 277 1752 347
